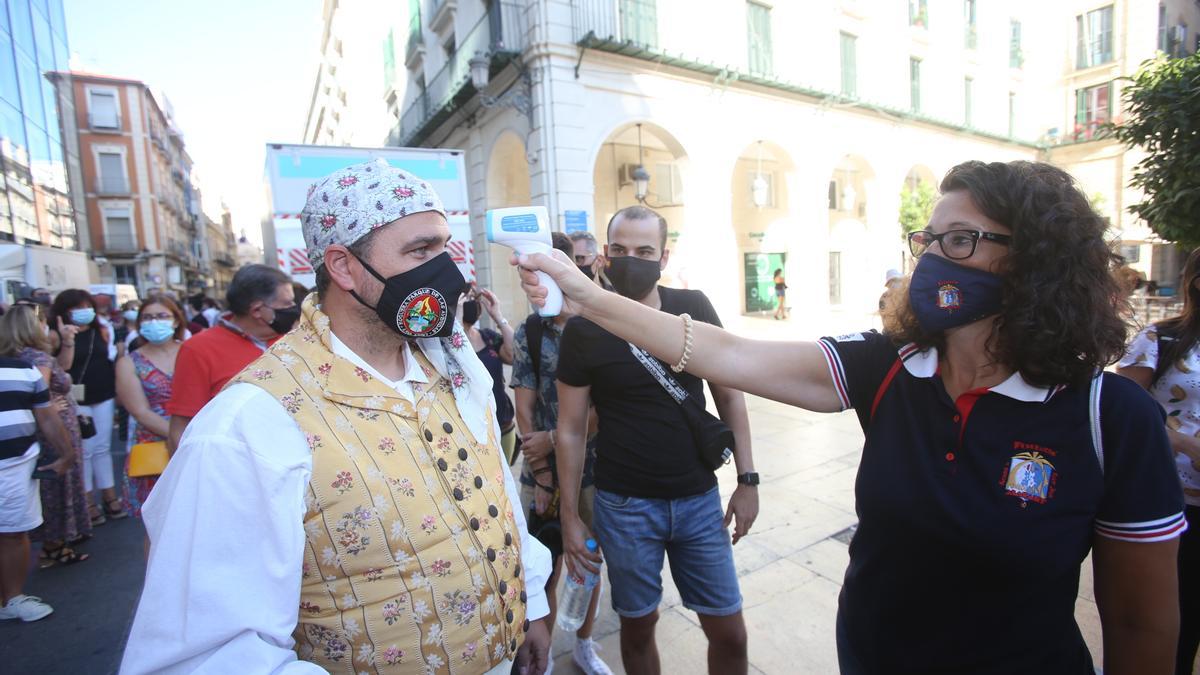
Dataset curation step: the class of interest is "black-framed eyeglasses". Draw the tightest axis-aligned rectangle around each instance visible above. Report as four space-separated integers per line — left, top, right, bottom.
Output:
907 229 1012 260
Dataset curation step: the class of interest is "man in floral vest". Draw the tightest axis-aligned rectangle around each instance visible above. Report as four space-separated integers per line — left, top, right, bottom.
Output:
121 160 553 675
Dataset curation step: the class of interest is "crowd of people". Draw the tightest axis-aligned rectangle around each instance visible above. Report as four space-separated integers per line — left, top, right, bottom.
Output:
0 156 1196 675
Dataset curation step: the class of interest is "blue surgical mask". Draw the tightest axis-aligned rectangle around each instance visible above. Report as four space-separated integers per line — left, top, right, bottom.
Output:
908 253 1004 333
139 320 175 344
122 309 139 322
70 308 96 326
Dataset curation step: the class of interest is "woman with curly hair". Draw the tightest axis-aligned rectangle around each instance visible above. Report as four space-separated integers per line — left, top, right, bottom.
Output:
1117 246 1200 675
514 160 1184 674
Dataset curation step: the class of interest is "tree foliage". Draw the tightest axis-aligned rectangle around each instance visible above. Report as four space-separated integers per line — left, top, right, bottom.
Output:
1111 53 1200 247
899 180 937 236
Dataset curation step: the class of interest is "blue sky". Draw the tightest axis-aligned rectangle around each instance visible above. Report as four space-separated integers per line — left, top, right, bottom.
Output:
64 0 323 242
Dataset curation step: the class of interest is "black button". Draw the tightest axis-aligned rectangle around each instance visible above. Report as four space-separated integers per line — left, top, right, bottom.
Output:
510 638 517 652
504 533 513 546
437 458 448 471
523 619 530 632
506 609 514 623
488 505 499 517
470 517 480 531
475 476 484 489
424 429 433 442
458 448 468 461
520 590 527 603
487 547 496 562
514 563 521 577
453 488 464 501
442 422 453 434
499 581 508 594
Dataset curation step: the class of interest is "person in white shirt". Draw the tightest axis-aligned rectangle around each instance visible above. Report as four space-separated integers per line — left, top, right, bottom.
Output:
121 160 552 675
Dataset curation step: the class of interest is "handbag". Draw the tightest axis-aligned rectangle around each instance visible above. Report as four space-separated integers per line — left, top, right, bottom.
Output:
77 415 97 439
128 441 169 478
627 342 734 471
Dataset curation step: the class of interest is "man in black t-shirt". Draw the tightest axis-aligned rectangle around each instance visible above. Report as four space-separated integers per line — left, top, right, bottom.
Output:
555 206 758 674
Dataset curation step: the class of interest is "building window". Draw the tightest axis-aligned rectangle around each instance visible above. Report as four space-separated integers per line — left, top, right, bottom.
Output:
828 180 838 210
1159 4 1169 53
97 152 128 194
102 209 136 252
1076 5 1114 69
1008 92 1016 137
964 0 977 49
840 32 857 97
654 162 683 204
1074 82 1112 140
620 0 657 48
1009 20 1023 68
909 58 921 112
746 1 773 77
909 0 928 28
87 89 120 129
964 77 973 127
114 263 137 286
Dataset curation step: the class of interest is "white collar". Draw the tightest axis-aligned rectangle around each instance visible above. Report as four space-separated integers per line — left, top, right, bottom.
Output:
328 330 428 391
897 343 1058 403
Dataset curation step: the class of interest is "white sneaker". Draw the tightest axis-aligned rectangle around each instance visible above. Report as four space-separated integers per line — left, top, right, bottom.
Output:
572 638 613 675
0 595 53 622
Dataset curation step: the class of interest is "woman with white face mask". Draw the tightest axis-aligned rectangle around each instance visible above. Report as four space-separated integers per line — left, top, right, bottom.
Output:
115 300 183 520
47 289 124 525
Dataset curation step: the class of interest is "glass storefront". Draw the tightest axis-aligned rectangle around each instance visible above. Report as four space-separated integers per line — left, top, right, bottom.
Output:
0 0 75 247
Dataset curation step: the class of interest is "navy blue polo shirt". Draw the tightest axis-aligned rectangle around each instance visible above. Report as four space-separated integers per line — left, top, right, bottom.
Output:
818 330 1186 674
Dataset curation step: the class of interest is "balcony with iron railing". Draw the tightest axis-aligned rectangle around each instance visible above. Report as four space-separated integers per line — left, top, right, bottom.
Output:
95 177 130 196
396 1 527 146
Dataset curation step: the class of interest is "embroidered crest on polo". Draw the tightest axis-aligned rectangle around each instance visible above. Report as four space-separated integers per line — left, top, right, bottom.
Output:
936 283 962 312
396 288 449 337
1001 450 1057 505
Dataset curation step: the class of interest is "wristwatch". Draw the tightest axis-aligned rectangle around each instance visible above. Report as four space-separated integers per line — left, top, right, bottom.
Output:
737 472 760 486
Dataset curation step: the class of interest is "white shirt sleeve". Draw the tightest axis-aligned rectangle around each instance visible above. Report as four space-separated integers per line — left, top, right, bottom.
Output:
120 384 322 675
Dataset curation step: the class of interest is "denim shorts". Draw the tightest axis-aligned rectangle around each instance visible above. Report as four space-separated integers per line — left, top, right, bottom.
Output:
591 485 742 618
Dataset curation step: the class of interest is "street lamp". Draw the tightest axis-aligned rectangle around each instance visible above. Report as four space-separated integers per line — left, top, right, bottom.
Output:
751 140 769 208
467 51 533 123
468 53 490 91
631 123 650 203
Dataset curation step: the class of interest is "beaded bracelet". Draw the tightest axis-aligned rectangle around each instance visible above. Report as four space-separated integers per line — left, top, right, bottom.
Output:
671 313 694 373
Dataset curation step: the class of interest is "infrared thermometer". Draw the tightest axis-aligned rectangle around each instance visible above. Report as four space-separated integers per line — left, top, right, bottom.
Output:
486 206 563 317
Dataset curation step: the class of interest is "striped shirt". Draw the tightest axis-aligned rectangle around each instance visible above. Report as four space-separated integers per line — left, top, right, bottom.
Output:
0 357 50 460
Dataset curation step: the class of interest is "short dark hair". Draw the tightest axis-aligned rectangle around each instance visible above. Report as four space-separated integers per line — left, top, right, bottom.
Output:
50 288 98 330
551 231 573 257
607 205 668 250
314 229 379 299
226 264 291 316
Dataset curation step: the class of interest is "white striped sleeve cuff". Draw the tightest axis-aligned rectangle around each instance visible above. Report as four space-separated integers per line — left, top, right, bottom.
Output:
816 338 850 411
1095 512 1188 543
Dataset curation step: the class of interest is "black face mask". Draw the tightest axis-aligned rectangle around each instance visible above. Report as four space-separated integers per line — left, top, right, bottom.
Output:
350 251 465 338
268 305 301 334
461 300 481 325
605 256 662 299
577 264 596 280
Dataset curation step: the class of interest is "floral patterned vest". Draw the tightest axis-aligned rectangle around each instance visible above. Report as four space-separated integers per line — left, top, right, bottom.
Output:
230 300 528 674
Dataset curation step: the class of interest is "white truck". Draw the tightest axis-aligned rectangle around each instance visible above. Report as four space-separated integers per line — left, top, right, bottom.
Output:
262 143 475 289
0 242 91 305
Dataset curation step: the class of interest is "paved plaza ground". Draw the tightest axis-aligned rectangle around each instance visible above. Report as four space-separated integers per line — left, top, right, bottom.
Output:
0 311 1117 674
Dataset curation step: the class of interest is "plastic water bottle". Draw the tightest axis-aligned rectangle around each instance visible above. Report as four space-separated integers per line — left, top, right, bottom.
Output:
557 538 601 632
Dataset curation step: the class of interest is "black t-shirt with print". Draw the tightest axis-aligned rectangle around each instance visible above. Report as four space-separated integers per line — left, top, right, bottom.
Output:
556 286 723 499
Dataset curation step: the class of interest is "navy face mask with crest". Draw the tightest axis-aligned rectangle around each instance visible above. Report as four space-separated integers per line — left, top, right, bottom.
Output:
908 253 1004 333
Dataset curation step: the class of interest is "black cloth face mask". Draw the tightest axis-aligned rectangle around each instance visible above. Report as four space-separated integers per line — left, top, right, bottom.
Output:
350 251 466 338
268 305 301 334
605 256 662 299
577 264 596 280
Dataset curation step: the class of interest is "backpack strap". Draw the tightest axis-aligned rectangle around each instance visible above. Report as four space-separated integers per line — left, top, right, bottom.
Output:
1088 371 1104 475
525 313 545 397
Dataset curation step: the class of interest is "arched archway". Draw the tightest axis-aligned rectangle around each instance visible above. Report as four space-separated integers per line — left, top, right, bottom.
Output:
730 140 796 314
485 130 533 321
592 122 690 287
827 155 878 312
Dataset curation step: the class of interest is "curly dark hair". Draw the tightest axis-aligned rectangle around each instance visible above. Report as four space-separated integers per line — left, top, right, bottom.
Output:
883 160 1127 387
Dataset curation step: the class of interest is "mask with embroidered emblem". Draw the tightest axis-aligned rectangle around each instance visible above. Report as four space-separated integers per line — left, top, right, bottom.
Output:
908 253 1004 333
350 251 466 339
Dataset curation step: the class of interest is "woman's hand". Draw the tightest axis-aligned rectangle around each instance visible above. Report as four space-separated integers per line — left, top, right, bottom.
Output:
510 249 600 316
56 317 78 346
477 288 504 323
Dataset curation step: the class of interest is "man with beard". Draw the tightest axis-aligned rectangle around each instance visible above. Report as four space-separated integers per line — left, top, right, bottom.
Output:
122 160 552 675
554 205 758 675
